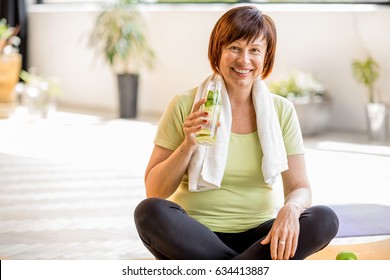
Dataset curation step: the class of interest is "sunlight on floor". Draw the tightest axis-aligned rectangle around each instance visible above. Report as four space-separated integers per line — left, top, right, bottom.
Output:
314 140 390 156
0 109 157 175
305 147 390 206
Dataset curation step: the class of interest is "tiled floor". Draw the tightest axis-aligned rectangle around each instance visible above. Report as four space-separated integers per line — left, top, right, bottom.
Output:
0 109 389 259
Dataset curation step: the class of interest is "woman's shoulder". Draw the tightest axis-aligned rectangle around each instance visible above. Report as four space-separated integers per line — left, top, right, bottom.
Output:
162 87 198 123
271 93 294 108
155 87 198 150
167 87 198 117
174 87 197 107
270 93 295 116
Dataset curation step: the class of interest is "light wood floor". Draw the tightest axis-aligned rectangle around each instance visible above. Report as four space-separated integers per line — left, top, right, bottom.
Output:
308 238 390 260
1 110 389 260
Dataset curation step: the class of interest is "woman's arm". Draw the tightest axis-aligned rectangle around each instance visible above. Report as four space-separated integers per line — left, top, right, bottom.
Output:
261 154 312 260
144 98 207 199
282 154 312 210
145 142 194 199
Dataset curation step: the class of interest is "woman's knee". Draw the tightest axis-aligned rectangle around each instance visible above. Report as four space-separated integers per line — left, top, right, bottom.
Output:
302 205 340 240
134 198 184 230
314 205 339 233
134 198 164 226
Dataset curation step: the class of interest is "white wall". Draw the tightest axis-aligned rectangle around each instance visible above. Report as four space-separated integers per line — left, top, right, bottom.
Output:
27 4 390 132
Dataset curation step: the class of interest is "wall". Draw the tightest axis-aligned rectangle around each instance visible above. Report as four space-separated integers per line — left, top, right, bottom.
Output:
27 4 390 132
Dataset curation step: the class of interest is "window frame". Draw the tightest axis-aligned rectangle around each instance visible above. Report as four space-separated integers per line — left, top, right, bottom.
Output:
32 0 390 4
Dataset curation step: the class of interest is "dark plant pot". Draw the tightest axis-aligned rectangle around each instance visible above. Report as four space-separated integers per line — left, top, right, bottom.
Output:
117 73 138 119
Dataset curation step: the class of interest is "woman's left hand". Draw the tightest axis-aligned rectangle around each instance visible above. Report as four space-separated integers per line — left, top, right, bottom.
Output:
260 203 301 260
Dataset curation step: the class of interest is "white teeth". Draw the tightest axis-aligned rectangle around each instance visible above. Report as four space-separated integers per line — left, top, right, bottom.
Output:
234 68 250 74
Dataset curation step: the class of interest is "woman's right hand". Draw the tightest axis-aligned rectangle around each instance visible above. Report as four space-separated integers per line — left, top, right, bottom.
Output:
182 98 208 150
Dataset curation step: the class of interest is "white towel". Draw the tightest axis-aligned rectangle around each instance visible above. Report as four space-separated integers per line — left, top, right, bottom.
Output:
188 75 288 192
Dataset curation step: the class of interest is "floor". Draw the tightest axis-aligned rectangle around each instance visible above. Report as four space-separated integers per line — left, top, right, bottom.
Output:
0 107 389 259
307 237 390 260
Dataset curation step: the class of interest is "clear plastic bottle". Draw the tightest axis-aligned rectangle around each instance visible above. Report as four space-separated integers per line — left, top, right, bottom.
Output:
195 80 222 145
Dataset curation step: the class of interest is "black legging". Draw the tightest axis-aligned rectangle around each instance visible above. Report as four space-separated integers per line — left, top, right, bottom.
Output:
134 198 339 260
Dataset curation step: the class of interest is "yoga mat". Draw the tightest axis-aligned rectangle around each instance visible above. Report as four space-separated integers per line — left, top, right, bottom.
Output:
329 204 390 238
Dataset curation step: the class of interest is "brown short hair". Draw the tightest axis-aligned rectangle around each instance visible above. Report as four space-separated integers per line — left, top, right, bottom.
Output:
208 6 277 79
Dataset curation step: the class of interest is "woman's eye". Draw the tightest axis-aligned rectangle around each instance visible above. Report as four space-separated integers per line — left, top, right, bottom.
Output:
251 49 261 54
230 46 240 52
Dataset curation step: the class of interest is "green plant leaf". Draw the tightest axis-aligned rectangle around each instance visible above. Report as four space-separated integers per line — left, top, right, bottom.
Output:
89 2 155 74
352 56 379 103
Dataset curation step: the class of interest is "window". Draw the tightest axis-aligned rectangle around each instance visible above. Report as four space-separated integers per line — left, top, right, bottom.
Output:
32 0 106 3
32 0 390 5
154 0 390 4
32 0 390 4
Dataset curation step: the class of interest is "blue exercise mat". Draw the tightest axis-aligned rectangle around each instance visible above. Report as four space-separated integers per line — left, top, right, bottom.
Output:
329 204 390 238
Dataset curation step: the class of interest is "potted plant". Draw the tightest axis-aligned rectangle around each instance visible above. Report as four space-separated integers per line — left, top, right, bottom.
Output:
0 18 22 117
89 0 155 119
352 56 388 141
268 69 330 136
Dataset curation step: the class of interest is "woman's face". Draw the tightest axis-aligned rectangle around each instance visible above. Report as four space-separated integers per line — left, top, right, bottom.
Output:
219 36 267 93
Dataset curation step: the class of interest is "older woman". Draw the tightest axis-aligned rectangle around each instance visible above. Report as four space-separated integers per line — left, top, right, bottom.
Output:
134 6 338 260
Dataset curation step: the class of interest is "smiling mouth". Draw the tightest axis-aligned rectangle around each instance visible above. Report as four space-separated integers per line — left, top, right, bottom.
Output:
232 68 251 74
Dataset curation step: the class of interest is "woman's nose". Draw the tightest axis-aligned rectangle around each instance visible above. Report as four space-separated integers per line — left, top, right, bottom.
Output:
237 51 250 64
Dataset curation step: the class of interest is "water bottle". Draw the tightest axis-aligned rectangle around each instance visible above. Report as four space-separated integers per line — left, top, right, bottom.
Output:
195 79 222 145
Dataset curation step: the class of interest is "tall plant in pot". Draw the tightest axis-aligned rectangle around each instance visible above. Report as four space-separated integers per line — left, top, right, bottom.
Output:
89 0 155 118
352 56 388 141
